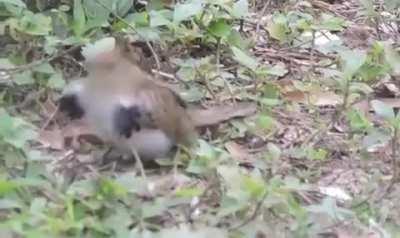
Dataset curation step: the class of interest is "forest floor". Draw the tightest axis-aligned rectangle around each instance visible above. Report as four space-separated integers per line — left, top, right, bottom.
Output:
1 0 400 237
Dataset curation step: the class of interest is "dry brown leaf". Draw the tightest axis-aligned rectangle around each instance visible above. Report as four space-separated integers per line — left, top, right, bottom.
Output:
188 102 257 127
40 97 58 117
225 141 252 163
333 228 380 238
37 128 65 150
282 89 342 106
282 91 307 103
310 91 342 106
62 119 102 147
383 82 400 96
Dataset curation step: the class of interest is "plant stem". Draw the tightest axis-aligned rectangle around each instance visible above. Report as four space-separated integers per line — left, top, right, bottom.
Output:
93 0 161 73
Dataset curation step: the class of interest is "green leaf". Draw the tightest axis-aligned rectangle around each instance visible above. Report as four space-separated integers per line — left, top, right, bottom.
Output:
339 49 367 77
208 19 232 39
256 114 276 130
0 0 26 8
307 197 354 221
371 100 395 120
125 12 149 27
0 109 37 149
266 14 290 43
194 139 217 160
149 10 172 27
98 178 128 198
159 225 228 238
135 27 161 41
0 180 20 195
347 109 372 132
0 58 14 69
175 187 203 198
264 62 288 77
242 176 266 199
307 148 327 160
13 71 34 85
33 63 54 74
383 42 400 75
317 13 346 31
231 46 258 71
73 0 86 36
173 2 203 23
384 0 400 9
13 12 52 35
226 29 247 49
265 143 281 161
83 0 111 29
47 72 66 89
231 0 249 18
0 198 21 209
114 0 133 17
362 129 391 151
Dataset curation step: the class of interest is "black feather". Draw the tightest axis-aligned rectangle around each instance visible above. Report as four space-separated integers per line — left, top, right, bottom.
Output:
59 94 85 119
113 105 142 138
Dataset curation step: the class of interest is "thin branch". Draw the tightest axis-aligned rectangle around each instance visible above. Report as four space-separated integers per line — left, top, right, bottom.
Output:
93 0 161 74
254 0 271 41
131 147 147 180
228 192 268 231
1 45 81 75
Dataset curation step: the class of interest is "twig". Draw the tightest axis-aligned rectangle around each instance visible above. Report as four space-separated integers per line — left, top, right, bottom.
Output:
151 69 191 89
40 105 59 131
228 192 268 231
172 146 181 180
390 127 398 184
151 70 176 80
2 45 81 75
194 67 217 100
310 30 316 72
131 147 147 180
93 0 161 74
254 0 271 40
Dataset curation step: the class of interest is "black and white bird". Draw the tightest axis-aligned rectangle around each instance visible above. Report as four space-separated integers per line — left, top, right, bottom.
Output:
59 37 196 160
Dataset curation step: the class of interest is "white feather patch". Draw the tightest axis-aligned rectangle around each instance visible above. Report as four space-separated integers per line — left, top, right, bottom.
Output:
81 37 116 61
62 79 84 96
118 96 135 107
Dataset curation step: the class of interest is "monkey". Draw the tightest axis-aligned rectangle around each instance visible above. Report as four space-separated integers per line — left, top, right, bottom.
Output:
59 37 196 161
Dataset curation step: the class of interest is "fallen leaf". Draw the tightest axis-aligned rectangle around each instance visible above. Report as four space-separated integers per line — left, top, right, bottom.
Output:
354 97 400 114
225 141 252 163
37 128 64 150
310 91 342 106
188 102 257 127
62 119 102 147
282 90 307 103
383 82 400 96
283 89 342 106
319 186 352 201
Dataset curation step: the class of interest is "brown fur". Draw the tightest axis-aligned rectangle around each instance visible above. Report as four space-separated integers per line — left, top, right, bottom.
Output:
84 37 196 147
